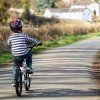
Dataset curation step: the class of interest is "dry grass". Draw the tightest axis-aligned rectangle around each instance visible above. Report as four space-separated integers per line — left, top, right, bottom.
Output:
35 20 100 40
0 20 100 52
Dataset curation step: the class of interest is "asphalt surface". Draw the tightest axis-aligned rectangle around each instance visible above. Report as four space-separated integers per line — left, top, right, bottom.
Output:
0 37 100 100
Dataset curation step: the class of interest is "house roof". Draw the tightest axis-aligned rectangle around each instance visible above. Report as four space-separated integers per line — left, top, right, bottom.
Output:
73 1 96 6
46 7 91 13
47 8 71 13
71 8 86 12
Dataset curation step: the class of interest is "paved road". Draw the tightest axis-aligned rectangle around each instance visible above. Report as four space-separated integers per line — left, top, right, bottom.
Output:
0 37 100 100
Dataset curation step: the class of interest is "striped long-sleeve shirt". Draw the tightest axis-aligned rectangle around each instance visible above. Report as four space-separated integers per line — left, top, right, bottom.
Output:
7 33 38 56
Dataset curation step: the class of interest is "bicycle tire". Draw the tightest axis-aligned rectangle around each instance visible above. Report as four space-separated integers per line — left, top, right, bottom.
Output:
24 72 31 91
15 68 22 96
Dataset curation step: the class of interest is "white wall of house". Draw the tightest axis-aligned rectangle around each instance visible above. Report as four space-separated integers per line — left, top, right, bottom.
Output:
60 12 71 19
44 9 52 18
44 9 83 20
44 8 94 22
70 12 83 20
51 13 60 18
70 3 99 21
62 12 83 20
58 12 83 20
87 3 99 16
82 9 93 22
71 3 100 16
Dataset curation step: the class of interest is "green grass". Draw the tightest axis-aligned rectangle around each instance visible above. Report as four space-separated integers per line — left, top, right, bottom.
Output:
0 32 100 65
0 52 12 65
33 35 85 54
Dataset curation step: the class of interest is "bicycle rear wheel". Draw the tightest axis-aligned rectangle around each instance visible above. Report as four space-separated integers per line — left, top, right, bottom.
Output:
15 68 22 96
24 72 31 91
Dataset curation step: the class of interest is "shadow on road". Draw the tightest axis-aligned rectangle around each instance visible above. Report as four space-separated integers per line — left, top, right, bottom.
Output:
1 48 100 99
26 88 100 97
0 69 12 75
0 88 100 99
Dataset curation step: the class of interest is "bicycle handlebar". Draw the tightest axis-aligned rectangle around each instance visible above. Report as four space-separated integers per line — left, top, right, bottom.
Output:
27 42 42 51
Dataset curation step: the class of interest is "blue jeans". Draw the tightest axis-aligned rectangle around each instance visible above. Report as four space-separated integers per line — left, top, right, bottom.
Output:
12 51 32 79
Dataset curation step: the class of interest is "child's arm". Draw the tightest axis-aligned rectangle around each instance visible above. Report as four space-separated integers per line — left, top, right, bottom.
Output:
7 36 11 46
25 34 39 46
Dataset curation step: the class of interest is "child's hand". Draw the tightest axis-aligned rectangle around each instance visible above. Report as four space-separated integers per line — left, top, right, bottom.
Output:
37 42 42 46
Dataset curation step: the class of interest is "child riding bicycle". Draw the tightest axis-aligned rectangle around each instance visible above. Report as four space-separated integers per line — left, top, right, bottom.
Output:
7 12 42 86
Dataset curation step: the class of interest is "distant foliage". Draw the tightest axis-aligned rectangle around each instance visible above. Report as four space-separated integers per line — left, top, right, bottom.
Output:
10 0 22 8
21 12 59 26
95 0 100 3
0 0 10 24
7 0 30 8
21 0 30 8
21 0 31 24
35 0 55 13
21 7 31 24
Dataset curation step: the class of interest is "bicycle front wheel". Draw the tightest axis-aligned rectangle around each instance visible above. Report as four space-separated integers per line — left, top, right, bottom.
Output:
15 68 22 96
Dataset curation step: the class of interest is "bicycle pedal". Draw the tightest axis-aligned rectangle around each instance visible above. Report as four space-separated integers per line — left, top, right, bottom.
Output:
11 83 15 87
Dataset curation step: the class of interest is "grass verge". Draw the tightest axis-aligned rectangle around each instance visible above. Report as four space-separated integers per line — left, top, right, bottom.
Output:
0 32 100 65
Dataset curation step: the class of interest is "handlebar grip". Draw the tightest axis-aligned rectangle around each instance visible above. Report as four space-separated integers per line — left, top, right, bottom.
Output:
27 42 42 51
37 42 42 46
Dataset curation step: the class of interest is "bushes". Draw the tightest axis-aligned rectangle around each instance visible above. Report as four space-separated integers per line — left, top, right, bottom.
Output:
21 13 59 26
0 1 10 24
35 0 55 13
0 20 100 52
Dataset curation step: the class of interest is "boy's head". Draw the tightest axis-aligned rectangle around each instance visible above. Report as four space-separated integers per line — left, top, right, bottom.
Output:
9 19 23 33
9 10 23 33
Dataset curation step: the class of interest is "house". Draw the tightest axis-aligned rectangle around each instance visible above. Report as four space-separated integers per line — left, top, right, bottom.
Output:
44 1 99 22
44 8 70 19
44 8 93 21
71 1 100 16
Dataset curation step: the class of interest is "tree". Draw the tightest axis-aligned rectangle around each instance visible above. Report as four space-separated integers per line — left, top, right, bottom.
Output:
35 0 55 13
10 0 22 8
21 7 31 24
95 0 100 2
21 0 31 24
30 0 35 9
22 0 30 8
0 0 10 23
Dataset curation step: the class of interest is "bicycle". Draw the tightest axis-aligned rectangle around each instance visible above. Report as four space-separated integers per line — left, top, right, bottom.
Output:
15 59 31 96
14 42 42 96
